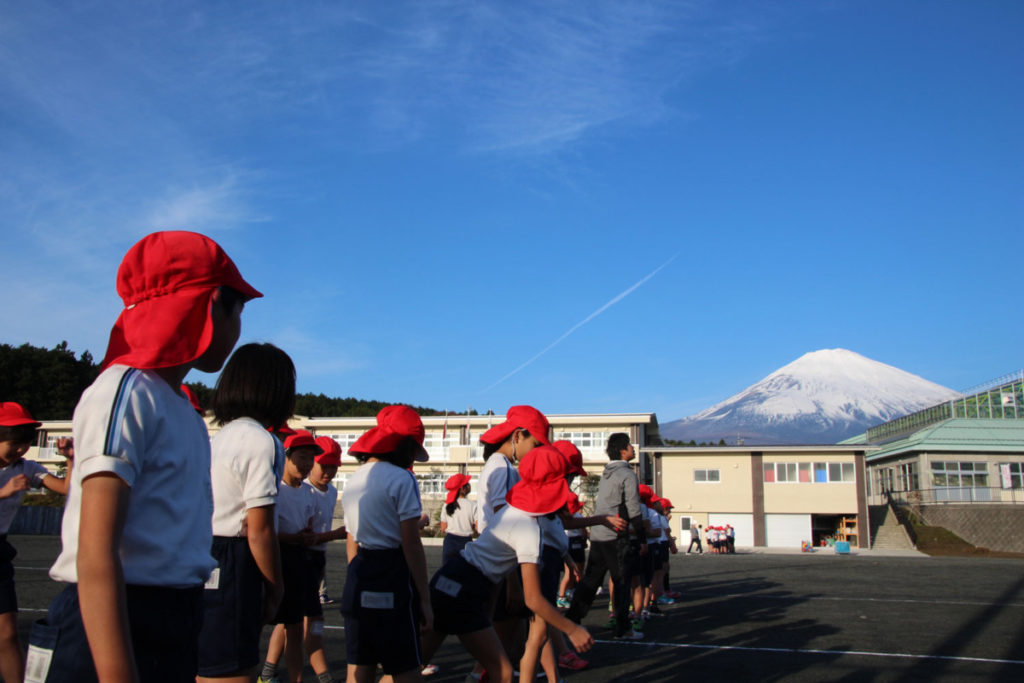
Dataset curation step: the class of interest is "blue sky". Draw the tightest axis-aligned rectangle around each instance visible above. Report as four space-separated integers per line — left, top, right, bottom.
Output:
2 1 1022 421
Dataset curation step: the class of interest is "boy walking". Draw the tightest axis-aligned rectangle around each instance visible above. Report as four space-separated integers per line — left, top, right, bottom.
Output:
29 231 261 683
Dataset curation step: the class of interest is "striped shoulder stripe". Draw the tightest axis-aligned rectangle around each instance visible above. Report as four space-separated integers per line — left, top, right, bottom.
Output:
104 368 141 455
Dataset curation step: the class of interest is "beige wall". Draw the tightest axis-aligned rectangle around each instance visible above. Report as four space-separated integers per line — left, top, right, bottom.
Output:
660 454 754 516
761 452 860 514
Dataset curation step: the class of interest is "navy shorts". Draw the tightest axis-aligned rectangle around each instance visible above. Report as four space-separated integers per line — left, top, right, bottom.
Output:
568 536 587 566
273 545 312 625
539 545 563 604
306 550 326 618
493 566 531 621
0 537 17 615
341 547 422 675
28 583 203 683
429 554 497 635
441 533 472 566
197 537 264 676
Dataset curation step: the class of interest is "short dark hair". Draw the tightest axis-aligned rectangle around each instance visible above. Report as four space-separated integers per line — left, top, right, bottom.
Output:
210 343 296 428
480 429 533 458
0 424 37 444
606 432 631 460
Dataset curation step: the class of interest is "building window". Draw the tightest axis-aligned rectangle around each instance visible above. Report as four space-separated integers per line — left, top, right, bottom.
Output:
694 468 720 483
898 462 919 491
931 461 990 502
415 472 449 497
1006 463 1024 488
765 461 854 483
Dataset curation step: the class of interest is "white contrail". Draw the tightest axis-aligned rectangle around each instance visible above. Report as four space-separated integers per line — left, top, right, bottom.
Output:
482 253 678 392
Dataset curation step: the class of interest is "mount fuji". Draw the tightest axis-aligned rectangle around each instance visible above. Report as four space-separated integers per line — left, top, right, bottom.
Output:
661 349 960 445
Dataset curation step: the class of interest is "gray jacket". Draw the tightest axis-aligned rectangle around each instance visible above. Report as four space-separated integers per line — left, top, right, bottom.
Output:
589 460 644 543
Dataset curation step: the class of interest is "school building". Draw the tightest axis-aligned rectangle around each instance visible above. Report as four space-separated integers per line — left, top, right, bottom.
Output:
641 444 871 549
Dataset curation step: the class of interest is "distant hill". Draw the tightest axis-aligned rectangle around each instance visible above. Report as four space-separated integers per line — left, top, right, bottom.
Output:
662 349 960 445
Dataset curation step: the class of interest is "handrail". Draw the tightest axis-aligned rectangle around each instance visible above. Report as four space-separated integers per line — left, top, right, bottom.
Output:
884 490 917 547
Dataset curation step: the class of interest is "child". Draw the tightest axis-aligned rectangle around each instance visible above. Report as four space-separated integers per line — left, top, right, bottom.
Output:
196 343 294 682
303 436 347 682
475 405 549 533
420 445 594 683
440 473 476 564
0 403 71 682
31 230 260 683
340 405 433 683
258 431 321 683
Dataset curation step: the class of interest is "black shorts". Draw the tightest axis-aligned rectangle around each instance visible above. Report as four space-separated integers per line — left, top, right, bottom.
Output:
539 545 563 604
622 539 645 582
0 537 17 615
273 544 312 625
493 567 531 621
430 554 497 635
341 547 422 676
29 583 203 683
197 537 264 676
568 536 587 566
306 550 326 618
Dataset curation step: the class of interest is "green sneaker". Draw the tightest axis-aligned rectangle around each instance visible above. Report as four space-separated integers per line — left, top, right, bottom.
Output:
604 612 617 629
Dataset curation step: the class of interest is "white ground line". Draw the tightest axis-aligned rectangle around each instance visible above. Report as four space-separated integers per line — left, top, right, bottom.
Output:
596 639 1024 666
726 593 1024 609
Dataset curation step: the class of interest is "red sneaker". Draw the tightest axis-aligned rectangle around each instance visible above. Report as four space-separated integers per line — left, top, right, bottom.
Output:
559 652 589 670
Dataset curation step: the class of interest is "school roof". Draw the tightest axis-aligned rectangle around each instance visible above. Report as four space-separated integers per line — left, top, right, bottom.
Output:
856 418 1024 463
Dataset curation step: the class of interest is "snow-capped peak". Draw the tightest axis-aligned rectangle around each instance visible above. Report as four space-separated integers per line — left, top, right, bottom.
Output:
662 349 959 444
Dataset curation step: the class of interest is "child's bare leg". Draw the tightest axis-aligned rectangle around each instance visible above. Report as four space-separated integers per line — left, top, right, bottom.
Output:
0 612 24 683
304 615 329 675
284 622 304 682
459 628 514 683
518 615 548 682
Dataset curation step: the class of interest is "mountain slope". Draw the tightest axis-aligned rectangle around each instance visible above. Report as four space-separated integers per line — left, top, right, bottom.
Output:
662 349 959 444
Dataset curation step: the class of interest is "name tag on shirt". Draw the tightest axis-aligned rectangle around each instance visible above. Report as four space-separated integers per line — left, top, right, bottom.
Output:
434 576 462 598
205 567 221 590
25 644 53 683
361 591 394 609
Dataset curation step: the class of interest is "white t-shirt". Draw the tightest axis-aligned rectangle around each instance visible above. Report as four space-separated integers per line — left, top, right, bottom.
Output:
341 461 421 551
0 459 50 534
305 480 339 552
441 498 476 537
210 418 283 537
277 480 316 535
475 453 519 533
51 366 216 587
540 513 568 556
462 504 542 584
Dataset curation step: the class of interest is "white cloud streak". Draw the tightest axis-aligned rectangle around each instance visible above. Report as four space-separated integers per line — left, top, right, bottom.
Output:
482 253 679 392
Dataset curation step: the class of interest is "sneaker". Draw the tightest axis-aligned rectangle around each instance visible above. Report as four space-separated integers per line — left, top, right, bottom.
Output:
556 596 570 609
640 609 651 621
604 613 617 629
628 610 637 620
422 664 439 676
657 595 676 605
558 652 589 671
665 590 682 599
320 593 335 605
631 618 644 632
565 588 575 599
595 586 604 596
614 629 644 640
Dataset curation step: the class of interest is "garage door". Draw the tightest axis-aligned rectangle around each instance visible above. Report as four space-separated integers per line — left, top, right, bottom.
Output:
709 513 753 547
765 514 811 548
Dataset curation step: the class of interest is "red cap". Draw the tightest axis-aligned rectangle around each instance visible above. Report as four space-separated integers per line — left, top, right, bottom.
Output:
0 402 41 428
660 498 673 510
180 385 203 414
480 405 550 446
567 492 584 515
349 405 429 462
504 445 572 516
552 440 587 477
445 473 472 504
284 430 323 454
638 484 654 503
269 423 298 437
101 231 262 371
314 436 342 466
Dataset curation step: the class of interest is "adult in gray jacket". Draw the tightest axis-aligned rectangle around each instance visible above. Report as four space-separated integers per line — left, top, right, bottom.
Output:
565 433 648 639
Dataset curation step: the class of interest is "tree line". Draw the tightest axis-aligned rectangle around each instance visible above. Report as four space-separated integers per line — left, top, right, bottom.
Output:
2 342 453 420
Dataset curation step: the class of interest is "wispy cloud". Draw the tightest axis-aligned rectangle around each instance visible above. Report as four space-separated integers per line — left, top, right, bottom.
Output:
482 254 679 392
